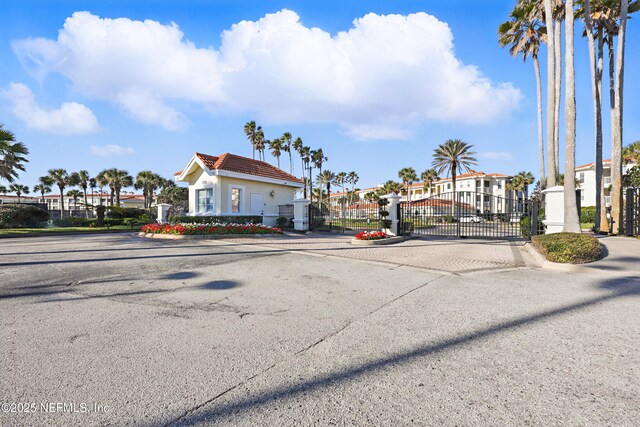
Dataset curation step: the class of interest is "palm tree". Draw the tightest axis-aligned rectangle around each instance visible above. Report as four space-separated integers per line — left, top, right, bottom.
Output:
0 124 29 183
380 180 402 195
135 171 165 209
611 0 629 234
8 183 29 203
255 127 266 161
347 171 359 195
398 167 417 202
499 2 546 187
244 121 258 160
0 185 6 195
420 169 439 196
622 141 640 164
33 183 51 203
96 171 111 205
364 191 379 204
299 146 311 199
335 172 348 208
293 137 304 179
544 0 558 187
89 177 97 208
432 139 477 217
580 0 606 231
112 169 133 206
281 132 293 174
47 169 69 215
67 189 82 212
317 170 336 208
563 0 581 233
268 138 282 168
76 170 91 217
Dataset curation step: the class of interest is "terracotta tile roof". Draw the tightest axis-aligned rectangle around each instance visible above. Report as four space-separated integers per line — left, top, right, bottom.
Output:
576 159 611 169
194 152 304 184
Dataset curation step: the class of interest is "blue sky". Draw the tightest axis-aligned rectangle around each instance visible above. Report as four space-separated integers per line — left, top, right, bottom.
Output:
1 0 639 191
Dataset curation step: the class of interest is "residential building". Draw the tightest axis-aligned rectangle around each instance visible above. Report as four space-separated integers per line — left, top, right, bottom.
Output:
174 152 304 226
330 170 515 213
575 159 636 207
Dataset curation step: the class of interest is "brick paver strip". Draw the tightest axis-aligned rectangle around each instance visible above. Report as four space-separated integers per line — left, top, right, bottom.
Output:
218 234 523 273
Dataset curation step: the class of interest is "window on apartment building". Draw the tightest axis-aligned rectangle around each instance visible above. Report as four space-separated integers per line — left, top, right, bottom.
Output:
604 176 611 185
579 172 584 184
484 181 489 187
231 188 242 213
605 196 611 206
447 183 451 190
197 188 213 213
498 182 502 189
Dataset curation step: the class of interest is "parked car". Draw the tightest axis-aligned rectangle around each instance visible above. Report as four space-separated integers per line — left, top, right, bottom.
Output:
459 215 483 223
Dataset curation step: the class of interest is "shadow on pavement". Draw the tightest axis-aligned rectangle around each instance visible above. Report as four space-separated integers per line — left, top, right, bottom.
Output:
161 275 640 426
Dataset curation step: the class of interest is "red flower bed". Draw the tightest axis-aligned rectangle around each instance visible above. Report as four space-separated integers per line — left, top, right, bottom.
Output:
141 223 282 235
355 231 387 240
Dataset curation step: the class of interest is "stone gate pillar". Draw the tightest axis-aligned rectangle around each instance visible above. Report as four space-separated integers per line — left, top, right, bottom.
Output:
293 199 310 231
157 203 172 224
384 193 401 236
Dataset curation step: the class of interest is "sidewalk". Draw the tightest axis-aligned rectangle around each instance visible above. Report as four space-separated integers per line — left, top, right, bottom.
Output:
579 236 640 276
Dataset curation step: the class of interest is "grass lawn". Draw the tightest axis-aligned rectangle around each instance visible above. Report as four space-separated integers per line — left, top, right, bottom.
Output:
0 226 135 236
581 222 595 230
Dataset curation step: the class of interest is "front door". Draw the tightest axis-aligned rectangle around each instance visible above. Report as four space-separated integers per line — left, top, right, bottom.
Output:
250 193 265 215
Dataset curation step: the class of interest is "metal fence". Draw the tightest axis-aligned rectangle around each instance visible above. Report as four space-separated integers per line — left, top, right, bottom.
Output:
278 204 295 228
625 188 640 236
399 191 538 240
309 199 382 233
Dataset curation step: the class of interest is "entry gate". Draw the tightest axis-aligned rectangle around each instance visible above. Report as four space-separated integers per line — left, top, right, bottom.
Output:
399 191 538 240
625 188 640 236
309 198 383 233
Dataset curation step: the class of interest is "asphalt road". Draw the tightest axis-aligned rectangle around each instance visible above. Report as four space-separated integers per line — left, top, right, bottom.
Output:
0 233 638 426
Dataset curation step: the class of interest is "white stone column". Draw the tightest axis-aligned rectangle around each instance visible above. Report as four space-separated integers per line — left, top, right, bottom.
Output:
541 186 564 234
384 193 401 236
157 203 172 224
292 199 310 231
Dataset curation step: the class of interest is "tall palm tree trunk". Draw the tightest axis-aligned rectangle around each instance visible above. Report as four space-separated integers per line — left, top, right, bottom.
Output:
584 0 602 230
289 152 293 175
611 0 628 234
533 55 545 188
554 19 562 179
83 190 88 218
563 0 581 233
544 0 558 187
59 187 65 217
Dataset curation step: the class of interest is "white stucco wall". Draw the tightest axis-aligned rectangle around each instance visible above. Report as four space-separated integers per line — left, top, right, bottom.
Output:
182 166 299 226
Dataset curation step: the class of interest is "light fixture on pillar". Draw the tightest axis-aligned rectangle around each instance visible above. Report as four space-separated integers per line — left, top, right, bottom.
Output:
270 190 275 198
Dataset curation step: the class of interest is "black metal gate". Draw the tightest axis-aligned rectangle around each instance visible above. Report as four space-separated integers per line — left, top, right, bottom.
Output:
309 199 383 233
399 191 537 240
625 188 640 236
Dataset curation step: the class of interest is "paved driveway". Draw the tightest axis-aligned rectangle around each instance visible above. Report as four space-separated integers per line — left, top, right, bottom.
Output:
0 233 638 426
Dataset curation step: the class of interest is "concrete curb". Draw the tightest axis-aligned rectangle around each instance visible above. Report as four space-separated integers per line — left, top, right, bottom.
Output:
138 232 283 240
350 236 408 246
524 242 597 273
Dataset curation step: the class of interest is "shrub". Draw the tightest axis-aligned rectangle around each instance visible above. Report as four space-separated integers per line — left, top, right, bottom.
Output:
580 206 596 224
168 215 263 225
0 204 49 228
276 216 289 228
104 218 124 226
107 206 147 219
532 232 602 264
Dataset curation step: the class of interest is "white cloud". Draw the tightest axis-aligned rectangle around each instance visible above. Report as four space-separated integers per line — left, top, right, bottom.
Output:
90 144 135 156
478 151 513 160
12 10 522 139
2 82 100 134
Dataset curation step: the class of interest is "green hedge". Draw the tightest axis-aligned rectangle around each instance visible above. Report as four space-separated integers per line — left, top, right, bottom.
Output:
580 206 596 223
532 232 602 264
0 204 49 228
168 215 263 225
52 217 94 227
107 206 148 219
